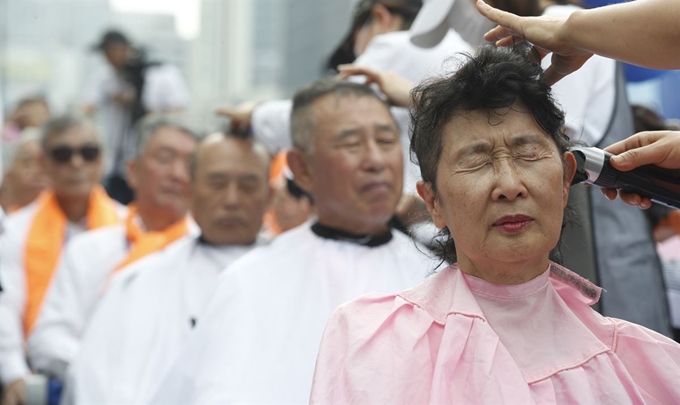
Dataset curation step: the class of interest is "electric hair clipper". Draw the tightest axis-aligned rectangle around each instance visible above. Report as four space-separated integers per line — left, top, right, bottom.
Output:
570 146 680 209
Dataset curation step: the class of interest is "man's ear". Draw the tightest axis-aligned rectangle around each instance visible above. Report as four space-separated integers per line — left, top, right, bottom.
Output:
562 151 577 207
370 3 396 30
125 159 138 192
286 148 314 194
37 152 47 172
265 182 276 212
416 181 447 229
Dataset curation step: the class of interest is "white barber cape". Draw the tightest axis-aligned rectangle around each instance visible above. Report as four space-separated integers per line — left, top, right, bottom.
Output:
0 202 125 387
65 234 256 405
251 30 470 195
150 222 441 404
28 219 199 381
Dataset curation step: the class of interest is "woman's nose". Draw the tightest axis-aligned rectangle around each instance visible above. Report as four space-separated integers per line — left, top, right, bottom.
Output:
491 161 528 201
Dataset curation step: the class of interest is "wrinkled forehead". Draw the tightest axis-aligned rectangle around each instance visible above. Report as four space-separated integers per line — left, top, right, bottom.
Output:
196 137 270 178
312 93 397 134
45 124 99 148
442 106 555 152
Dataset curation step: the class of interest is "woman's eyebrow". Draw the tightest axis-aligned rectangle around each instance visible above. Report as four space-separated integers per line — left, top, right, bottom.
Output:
510 133 544 147
457 141 492 159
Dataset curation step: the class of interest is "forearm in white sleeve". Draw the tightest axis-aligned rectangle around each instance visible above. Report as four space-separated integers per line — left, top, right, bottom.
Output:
251 100 294 154
0 236 30 386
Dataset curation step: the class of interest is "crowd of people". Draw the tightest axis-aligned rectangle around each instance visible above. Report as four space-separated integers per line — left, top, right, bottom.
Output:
1 0 680 404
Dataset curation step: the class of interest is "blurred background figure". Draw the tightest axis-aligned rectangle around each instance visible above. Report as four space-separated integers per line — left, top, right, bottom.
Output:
82 29 190 204
0 114 124 405
26 114 200 402
1 97 51 145
262 150 313 237
0 129 49 214
630 104 680 342
66 132 272 405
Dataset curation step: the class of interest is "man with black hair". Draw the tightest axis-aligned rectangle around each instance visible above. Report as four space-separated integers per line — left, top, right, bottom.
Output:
151 79 441 405
83 29 190 204
218 0 470 203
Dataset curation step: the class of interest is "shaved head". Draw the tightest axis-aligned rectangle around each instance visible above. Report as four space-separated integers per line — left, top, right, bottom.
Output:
191 133 273 245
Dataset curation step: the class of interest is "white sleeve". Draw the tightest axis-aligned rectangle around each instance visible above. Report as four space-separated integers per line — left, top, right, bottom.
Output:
65 271 131 405
390 106 421 195
353 36 401 72
251 100 293 154
143 65 191 111
0 234 30 385
82 68 113 106
28 243 88 381
541 6 615 147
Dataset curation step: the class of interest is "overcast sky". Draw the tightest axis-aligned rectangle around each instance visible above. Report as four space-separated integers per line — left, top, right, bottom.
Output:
109 0 200 39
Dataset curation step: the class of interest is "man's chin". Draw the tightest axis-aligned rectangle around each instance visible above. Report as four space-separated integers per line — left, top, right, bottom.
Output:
56 184 96 199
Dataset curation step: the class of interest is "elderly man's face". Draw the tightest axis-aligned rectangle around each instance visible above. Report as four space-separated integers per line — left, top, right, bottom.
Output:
7 139 48 205
422 104 574 267
43 124 103 199
191 137 271 245
127 126 196 221
296 94 403 234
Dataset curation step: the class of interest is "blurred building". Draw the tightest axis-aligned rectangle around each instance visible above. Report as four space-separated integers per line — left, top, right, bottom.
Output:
1 0 111 112
0 0 190 116
279 0 352 96
190 0 352 123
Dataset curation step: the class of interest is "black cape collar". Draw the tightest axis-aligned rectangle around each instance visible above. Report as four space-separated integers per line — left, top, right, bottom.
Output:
311 221 393 248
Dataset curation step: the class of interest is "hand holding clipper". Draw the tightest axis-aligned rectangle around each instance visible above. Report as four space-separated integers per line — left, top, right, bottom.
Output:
570 146 680 209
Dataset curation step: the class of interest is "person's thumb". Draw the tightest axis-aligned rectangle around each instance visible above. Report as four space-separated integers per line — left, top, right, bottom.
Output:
609 151 639 172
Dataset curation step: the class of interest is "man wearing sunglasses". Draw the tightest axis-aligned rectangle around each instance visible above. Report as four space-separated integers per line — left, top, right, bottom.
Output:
0 114 126 405
19 115 200 402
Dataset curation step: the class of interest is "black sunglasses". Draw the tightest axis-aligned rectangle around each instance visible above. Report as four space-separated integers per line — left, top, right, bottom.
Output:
50 145 101 164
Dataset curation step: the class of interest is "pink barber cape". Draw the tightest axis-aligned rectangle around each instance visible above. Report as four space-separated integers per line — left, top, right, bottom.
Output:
311 262 680 404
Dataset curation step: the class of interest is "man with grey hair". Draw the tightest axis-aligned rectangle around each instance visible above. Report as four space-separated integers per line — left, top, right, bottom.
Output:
0 114 125 405
0 128 48 213
151 79 440 405
65 132 273 405
22 114 200 398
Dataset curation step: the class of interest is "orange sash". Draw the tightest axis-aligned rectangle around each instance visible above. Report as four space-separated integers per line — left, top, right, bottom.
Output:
24 186 119 335
113 205 189 272
264 151 289 236
658 210 680 235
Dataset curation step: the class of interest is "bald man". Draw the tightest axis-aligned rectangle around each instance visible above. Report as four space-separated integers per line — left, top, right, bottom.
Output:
64 133 273 405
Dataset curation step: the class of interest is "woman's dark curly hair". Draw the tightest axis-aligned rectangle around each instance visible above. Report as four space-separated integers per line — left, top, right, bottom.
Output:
410 45 573 264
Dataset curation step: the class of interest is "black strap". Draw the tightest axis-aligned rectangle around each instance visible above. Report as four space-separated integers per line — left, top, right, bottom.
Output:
311 221 392 247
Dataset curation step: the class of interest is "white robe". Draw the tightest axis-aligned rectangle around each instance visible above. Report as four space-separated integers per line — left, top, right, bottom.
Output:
65 235 256 405
0 202 125 386
27 218 199 381
150 222 441 404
